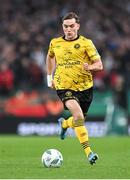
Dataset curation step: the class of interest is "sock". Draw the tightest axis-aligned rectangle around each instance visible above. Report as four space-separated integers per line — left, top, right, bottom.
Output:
74 119 92 157
62 116 74 129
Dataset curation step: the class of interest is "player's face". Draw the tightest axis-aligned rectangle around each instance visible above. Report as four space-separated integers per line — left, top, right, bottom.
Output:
62 18 80 40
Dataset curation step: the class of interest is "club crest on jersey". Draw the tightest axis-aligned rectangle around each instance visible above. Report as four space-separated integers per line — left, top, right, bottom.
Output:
74 43 80 49
65 91 72 97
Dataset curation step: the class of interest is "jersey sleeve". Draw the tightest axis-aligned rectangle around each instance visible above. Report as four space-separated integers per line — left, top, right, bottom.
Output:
48 40 55 58
86 40 101 61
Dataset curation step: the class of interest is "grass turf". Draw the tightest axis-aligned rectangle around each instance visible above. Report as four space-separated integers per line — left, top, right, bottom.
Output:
0 135 130 179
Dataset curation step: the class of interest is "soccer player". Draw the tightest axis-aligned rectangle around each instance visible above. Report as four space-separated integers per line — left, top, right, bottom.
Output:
46 12 103 165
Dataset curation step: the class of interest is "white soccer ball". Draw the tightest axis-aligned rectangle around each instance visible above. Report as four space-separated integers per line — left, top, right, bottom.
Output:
41 149 63 168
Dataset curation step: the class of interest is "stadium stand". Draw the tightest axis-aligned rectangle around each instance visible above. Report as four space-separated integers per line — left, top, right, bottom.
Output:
0 0 130 121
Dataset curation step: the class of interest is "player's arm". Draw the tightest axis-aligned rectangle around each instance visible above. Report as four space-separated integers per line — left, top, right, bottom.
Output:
83 59 103 71
46 53 56 88
84 40 103 71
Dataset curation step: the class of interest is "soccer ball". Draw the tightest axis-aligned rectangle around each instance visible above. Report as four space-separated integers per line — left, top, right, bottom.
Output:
41 149 63 168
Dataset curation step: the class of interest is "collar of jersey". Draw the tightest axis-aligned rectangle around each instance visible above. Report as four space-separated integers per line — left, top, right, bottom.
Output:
62 34 80 41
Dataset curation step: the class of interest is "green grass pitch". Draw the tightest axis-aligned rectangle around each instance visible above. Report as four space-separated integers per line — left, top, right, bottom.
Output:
0 135 130 179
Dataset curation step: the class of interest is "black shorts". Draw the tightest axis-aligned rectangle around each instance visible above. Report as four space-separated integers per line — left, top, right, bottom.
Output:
56 87 93 114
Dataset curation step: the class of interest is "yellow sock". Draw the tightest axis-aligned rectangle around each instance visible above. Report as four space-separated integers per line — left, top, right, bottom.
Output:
62 116 74 128
74 120 92 157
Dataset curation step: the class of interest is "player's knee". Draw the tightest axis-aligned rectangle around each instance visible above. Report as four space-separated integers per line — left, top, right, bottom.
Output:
73 112 84 121
73 113 84 127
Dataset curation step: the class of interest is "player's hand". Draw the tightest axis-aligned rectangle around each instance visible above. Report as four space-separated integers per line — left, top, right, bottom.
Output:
83 63 91 71
51 80 55 89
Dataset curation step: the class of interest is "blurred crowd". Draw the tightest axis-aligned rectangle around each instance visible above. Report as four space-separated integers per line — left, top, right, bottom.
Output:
0 0 130 96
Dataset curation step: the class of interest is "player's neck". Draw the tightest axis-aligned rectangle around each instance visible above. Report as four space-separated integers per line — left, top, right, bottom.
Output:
63 34 79 41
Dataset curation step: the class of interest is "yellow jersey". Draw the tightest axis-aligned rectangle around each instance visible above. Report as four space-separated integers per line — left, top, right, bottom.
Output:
48 35 101 91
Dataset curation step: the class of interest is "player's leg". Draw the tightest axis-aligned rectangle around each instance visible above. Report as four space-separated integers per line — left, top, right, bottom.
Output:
59 116 74 129
57 90 75 139
65 99 91 154
58 116 74 139
65 99 98 164
79 88 99 164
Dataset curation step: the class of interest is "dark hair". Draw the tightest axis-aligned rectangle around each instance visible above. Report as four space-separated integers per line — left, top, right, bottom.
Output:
62 12 80 24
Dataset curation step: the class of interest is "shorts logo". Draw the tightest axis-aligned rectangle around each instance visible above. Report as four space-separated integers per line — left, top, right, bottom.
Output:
74 43 80 49
65 91 72 97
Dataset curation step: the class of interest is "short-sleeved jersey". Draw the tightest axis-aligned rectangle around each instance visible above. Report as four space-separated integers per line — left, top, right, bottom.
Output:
48 35 101 91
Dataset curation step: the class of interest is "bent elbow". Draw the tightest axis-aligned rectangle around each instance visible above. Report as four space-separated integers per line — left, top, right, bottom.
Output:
99 60 103 70
100 64 103 70
95 60 103 71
